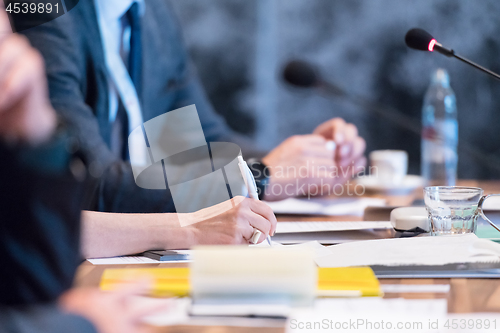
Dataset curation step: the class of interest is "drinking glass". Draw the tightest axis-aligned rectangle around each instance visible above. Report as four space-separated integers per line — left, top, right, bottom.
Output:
424 186 500 236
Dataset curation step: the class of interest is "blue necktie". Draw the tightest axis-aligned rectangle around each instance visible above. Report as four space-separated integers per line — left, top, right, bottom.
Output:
112 2 142 160
127 2 142 94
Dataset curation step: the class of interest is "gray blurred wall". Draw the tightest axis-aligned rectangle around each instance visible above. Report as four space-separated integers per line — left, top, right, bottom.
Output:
170 0 500 179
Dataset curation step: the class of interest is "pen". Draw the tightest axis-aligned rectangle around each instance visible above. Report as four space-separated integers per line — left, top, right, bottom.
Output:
237 155 272 246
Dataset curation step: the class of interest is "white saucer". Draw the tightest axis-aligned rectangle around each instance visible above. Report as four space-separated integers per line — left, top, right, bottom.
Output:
355 175 424 194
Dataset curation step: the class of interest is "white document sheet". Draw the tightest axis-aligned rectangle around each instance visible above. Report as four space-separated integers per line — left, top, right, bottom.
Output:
272 229 395 245
87 251 193 265
264 197 386 216
314 234 500 267
381 284 451 294
87 256 160 265
276 221 393 234
312 297 448 315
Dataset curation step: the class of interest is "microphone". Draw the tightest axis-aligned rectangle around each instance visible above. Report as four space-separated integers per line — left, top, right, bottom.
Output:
282 60 318 88
405 28 500 81
282 60 346 97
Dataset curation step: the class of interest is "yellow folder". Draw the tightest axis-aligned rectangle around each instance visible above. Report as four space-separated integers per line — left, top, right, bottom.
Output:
100 266 381 298
317 267 382 297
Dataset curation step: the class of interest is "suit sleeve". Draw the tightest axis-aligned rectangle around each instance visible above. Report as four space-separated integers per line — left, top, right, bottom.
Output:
20 11 177 213
0 128 88 306
19 3 265 214
0 305 97 333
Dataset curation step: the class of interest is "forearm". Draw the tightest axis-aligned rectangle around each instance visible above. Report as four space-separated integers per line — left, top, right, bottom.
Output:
81 211 196 258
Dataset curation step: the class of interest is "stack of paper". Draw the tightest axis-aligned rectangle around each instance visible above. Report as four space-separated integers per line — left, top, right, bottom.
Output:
272 221 394 244
314 234 500 267
264 197 386 216
276 221 393 233
87 256 161 265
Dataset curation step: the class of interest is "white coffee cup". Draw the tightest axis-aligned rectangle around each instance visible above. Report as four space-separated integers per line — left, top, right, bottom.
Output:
369 150 408 185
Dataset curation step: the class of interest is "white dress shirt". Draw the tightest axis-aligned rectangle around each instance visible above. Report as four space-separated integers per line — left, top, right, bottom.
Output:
93 0 145 132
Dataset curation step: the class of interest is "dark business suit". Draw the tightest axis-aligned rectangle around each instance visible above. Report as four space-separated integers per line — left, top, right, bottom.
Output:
0 133 87 306
19 0 261 214
0 305 96 333
0 133 96 332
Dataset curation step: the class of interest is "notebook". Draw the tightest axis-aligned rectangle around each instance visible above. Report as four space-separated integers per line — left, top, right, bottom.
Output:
100 266 382 298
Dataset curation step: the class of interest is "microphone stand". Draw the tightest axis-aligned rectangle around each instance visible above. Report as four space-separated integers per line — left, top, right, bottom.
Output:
433 43 500 81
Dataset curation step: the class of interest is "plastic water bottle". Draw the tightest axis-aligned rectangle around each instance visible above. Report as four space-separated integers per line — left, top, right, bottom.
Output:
421 68 458 186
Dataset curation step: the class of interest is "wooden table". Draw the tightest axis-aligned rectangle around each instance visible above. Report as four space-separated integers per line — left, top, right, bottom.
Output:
74 180 500 333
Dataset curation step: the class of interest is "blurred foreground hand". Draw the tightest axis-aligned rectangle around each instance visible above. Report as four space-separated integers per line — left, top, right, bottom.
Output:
59 281 159 333
0 7 56 145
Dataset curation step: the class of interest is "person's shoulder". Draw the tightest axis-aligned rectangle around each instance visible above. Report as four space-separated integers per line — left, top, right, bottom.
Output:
147 0 181 29
19 0 96 46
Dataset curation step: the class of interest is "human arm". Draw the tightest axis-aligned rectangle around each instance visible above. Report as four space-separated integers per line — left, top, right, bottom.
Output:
81 196 277 258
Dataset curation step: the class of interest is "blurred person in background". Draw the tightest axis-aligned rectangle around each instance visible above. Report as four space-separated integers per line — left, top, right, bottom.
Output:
16 0 366 211
10 0 363 257
0 6 158 332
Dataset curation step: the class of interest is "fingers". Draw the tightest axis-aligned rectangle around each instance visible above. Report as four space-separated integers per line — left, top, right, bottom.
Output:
335 123 356 156
247 214 272 241
248 200 277 236
0 35 31 85
313 118 346 141
337 139 366 167
0 6 13 39
239 219 256 243
0 48 42 111
128 297 173 324
291 134 327 146
289 135 334 159
314 119 363 155
330 118 348 143
305 145 335 160
351 136 366 160
115 279 152 298
344 123 358 141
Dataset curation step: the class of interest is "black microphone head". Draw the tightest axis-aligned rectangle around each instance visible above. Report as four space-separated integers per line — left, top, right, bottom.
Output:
405 28 436 51
282 60 319 88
